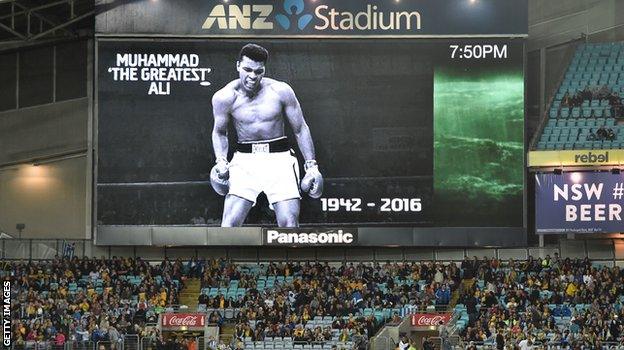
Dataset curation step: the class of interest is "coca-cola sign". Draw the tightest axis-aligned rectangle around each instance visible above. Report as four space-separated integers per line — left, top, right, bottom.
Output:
410 313 452 327
161 313 206 328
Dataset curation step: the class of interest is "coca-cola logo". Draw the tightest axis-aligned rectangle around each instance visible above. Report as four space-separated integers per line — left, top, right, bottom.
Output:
162 313 205 328
410 313 451 326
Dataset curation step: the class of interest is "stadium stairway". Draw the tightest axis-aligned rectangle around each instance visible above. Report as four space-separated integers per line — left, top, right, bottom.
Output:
219 325 235 346
178 278 201 310
459 278 475 296
448 283 464 308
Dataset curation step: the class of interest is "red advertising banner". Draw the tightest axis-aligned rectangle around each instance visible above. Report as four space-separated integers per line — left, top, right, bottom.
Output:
161 313 206 328
410 313 452 327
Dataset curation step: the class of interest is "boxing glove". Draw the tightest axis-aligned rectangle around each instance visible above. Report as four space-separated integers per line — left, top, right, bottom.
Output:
300 160 323 199
210 158 230 196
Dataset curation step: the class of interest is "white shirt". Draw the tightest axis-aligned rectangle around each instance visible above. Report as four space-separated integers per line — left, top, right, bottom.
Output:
518 339 532 350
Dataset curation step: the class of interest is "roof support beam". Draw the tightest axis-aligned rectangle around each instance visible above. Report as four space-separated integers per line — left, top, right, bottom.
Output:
0 19 25 39
29 9 93 41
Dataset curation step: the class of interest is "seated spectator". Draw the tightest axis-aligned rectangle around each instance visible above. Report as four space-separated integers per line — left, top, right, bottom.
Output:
607 128 615 141
580 85 593 101
596 126 608 141
561 92 572 107
571 92 583 107
596 84 611 100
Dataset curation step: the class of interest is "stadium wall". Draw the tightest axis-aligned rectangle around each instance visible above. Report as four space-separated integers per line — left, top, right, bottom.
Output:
2 238 623 266
0 40 90 239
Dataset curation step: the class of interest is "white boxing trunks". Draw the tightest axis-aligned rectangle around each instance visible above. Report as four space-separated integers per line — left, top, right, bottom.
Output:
228 137 301 206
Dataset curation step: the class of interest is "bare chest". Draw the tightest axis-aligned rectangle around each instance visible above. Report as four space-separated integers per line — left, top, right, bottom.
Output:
231 91 283 123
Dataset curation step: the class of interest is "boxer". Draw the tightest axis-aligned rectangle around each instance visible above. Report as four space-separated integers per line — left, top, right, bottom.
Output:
210 43 323 227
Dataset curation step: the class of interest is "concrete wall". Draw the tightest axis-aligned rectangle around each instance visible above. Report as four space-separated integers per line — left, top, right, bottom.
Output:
0 39 89 240
0 98 88 164
3 238 624 262
0 157 87 239
528 0 624 51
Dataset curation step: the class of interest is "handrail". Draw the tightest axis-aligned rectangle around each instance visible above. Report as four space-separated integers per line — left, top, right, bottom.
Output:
1 237 624 264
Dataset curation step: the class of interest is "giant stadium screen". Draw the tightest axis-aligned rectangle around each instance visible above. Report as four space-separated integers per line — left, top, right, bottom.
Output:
94 0 528 245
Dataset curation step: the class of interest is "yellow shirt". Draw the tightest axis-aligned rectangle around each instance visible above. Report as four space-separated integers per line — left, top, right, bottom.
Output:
80 301 90 312
566 283 577 297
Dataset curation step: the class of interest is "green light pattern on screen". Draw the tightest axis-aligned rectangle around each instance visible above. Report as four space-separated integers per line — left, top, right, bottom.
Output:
433 70 524 227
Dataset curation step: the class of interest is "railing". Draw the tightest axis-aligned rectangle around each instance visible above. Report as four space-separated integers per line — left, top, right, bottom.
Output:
138 338 157 350
430 336 463 350
95 341 122 350
1 237 623 264
10 341 65 350
66 342 95 350
369 335 393 350
197 337 205 350
461 340 624 349
122 335 138 350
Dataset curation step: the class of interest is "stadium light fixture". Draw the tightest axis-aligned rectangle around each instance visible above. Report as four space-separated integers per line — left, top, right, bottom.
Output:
570 172 582 184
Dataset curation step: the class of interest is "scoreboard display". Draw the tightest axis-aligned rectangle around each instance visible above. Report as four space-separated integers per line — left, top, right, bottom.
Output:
94 0 527 245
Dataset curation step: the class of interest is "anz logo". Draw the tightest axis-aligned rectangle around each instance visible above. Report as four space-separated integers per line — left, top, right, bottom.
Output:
275 0 313 30
202 0 312 31
202 5 273 30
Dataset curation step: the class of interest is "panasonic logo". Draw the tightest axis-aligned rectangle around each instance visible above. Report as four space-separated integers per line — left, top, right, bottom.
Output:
266 230 356 245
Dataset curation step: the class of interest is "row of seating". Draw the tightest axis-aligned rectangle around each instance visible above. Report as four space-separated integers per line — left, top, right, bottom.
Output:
243 342 354 349
549 106 616 119
538 140 621 150
545 117 616 127
535 42 624 150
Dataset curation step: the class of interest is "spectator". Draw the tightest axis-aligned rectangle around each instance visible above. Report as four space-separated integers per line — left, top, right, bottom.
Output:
54 331 66 347
496 329 505 350
580 85 593 101
422 337 434 350
435 284 451 307
561 92 572 107
607 128 615 141
398 335 409 350
518 336 532 350
597 84 611 100
597 126 608 140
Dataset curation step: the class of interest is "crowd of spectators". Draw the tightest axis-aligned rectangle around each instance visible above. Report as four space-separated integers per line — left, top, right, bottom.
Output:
198 261 460 349
457 254 624 349
561 84 624 117
587 126 616 141
556 84 623 143
6 254 624 350
5 258 460 350
5 256 183 349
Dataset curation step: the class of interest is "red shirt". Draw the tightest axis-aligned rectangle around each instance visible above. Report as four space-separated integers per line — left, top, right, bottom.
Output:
55 333 66 345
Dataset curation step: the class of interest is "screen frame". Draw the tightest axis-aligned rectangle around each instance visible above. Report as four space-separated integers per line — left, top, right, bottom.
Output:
92 36 527 247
